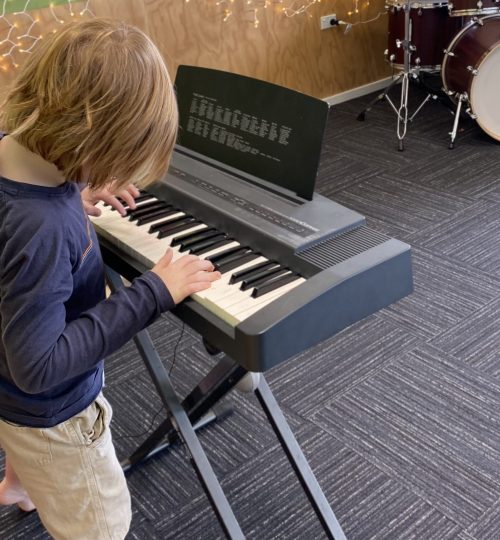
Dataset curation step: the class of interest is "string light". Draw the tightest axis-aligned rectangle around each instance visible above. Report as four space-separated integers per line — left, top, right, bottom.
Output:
190 0 321 24
183 0 377 27
0 0 93 70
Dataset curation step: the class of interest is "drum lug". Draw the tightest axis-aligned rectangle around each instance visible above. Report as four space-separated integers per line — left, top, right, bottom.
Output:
443 49 456 57
472 16 484 25
448 2 454 9
467 65 478 76
477 0 483 8
384 49 396 63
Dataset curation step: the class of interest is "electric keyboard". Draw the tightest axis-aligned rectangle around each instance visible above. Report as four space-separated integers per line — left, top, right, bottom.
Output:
92 146 413 372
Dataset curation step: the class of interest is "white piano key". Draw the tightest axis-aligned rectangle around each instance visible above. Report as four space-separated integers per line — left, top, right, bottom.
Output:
229 278 305 322
215 271 294 310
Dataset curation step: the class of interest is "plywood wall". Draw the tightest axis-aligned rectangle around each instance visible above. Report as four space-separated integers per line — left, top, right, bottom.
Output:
0 0 390 99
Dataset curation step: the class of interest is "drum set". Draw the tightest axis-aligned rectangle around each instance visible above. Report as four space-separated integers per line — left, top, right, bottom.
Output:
358 0 500 149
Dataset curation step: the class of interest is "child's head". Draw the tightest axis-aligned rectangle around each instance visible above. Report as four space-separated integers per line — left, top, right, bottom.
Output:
1 18 178 190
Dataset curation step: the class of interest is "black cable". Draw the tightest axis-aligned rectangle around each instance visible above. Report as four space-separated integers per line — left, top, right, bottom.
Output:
169 322 185 376
114 322 186 442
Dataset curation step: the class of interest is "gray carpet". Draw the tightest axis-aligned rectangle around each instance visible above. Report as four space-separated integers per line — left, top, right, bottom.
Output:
2 79 500 539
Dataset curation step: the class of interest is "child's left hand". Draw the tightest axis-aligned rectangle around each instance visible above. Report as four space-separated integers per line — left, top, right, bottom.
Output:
81 183 140 217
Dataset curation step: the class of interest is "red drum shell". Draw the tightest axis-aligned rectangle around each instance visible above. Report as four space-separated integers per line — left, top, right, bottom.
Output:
442 14 500 140
386 2 463 68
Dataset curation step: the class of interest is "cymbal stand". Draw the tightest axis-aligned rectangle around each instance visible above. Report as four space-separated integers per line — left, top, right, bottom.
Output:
357 0 435 151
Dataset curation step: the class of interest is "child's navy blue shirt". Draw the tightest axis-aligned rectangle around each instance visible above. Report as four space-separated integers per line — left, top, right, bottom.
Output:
0 176 174 427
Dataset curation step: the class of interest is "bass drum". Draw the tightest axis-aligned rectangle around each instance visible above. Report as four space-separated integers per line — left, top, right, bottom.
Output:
442 14 500 141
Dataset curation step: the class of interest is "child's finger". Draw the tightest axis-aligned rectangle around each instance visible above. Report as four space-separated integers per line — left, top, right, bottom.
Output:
159 248 174 266
126 184 140 198
101 194 127 216
117 189 136 210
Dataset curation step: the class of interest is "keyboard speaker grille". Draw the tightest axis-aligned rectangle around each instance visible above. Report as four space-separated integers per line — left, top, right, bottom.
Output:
298 226 390 269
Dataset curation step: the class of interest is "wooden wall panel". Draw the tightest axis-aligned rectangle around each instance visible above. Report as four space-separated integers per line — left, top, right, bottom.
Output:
144 0 390 98
0 0 391 99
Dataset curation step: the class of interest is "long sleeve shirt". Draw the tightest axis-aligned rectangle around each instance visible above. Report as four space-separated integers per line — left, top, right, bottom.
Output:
0 175 174 427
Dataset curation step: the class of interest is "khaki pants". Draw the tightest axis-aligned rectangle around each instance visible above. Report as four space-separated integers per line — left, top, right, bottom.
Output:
0 393 131 540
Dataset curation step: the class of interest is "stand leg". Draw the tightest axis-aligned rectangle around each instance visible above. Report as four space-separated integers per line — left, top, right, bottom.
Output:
123 355 246 470
255 376 347 540
397 73 410 151
449 94 465 149
409 93 432 122
357 73 403 121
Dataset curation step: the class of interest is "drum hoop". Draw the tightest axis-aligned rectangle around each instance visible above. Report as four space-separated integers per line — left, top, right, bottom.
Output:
386 1 449 8
441 14 500 93
470 41 500 138
450 7 500 15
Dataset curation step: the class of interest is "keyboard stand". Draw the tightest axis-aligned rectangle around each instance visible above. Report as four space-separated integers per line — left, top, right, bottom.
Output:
105 265 347 540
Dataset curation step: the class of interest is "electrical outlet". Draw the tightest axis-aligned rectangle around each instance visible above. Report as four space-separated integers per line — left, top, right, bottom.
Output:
320 14 338 30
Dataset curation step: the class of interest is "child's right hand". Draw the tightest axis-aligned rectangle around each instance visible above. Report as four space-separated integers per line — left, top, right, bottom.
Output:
151 249 221 304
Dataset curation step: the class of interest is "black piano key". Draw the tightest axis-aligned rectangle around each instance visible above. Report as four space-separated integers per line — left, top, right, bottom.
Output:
157 218 199 238
229 261 277 285
105 193 154 208
240 266 287 291
149 214 188 234
251 272 299 298
217 252 261 275
206 246 251 265
187 235 228 255
128 201 168 220
136 208 179 226
190 237 233 256
128 200 171 216
122 193 153 205
171 228 218 247
179 233 226 253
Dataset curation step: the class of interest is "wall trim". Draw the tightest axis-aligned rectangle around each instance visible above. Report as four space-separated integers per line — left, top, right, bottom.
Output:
323 76 394 106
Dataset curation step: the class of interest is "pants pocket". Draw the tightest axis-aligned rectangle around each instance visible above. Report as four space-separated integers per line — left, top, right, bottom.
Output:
69 394 112 449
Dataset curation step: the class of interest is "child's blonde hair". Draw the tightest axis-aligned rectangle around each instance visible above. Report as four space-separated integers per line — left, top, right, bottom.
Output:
1 18 178 190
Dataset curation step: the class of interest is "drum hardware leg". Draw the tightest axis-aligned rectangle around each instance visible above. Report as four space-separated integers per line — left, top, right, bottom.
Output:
397 71 410 151
356 71 404 121
449 93 466 149
409 92 433 122
466 109 477 120
358 0 433 149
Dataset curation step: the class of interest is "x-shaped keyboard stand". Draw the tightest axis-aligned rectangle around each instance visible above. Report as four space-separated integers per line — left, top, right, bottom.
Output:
106 265 346 540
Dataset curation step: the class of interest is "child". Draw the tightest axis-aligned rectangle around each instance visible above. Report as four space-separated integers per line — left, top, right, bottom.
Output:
0 18 220 539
